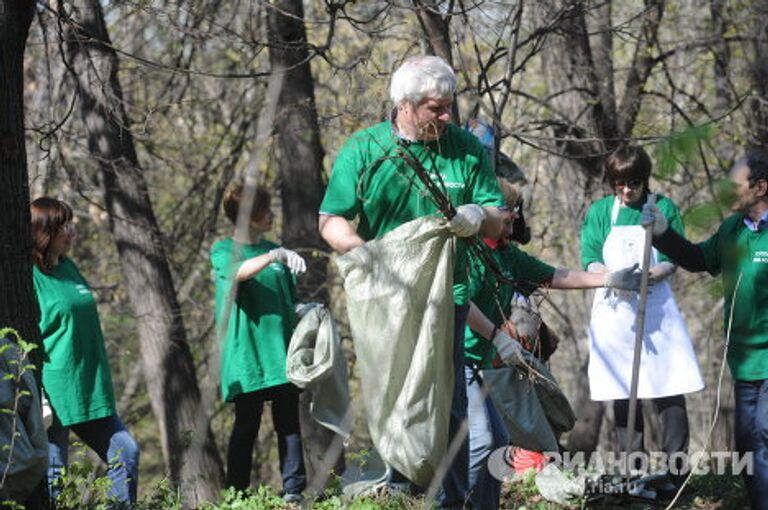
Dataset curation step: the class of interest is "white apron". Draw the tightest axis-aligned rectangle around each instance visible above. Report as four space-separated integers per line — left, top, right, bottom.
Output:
587 198 704 401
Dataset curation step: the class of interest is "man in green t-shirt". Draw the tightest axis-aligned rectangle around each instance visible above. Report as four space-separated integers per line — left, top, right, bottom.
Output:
643 152 768 509
318 55 509 507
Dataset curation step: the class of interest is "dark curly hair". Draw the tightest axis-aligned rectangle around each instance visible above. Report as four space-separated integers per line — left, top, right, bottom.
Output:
746 150 768 185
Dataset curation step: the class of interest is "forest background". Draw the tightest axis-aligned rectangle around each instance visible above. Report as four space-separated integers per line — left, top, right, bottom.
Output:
2 0 768 507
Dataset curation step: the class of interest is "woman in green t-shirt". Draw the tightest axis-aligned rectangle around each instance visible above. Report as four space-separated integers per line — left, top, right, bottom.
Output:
31 197 139 505
211 183 307 502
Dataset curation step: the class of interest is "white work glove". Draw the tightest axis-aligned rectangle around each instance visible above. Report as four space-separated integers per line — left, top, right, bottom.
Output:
649 261 676 284
41 392 53 430
269 248 307 275
492 329 525 367
447 204 486 237
295 302 321 319
604 263 642 291
507 294 542 340
641 204 668 236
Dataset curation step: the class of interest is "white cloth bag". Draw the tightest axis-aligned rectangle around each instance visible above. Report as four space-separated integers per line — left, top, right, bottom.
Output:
335 217 455 487
286 304 352 438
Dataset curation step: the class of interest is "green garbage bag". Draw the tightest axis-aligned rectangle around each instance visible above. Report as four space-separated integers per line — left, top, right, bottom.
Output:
336 217 455 487
483 353 575 453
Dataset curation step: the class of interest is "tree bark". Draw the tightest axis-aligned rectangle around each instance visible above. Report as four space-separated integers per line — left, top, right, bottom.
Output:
62 1 223 505
539 1 604 177
565 362 605 457
590 1 618 140
710 0 732 113
414 0 453 65
0 0 38 350
0 3 49 508
749 0 768 148
267 0 328 303
266 0 345 487
616 0 663 139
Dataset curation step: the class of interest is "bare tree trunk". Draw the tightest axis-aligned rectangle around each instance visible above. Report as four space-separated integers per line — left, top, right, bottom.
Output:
0 0 38 349
266 0 344 486
564 362 605 456
267 0 328 303
538 1 604 179
590 1 617 137
749 0 768 148
62 1 223 505
0 3 49 508
615 0 663 138
710 0 732 113
414 0 453 65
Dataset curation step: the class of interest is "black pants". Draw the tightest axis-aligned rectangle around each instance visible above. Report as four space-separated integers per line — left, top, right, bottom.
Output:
226 384 307 495
614 395 689 479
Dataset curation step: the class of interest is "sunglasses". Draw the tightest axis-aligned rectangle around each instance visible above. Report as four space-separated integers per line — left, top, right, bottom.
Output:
501 199 523 215
613 179 644 190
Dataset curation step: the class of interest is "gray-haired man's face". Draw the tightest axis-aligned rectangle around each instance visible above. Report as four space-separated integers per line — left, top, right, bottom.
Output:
397 96 453 141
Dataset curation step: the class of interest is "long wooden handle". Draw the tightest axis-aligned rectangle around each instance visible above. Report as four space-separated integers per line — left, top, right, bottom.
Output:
625 193 656 469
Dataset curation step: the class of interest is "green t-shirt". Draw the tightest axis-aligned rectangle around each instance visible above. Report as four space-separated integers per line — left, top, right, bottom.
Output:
33 258 116 426
211 238 297 402
319 121 504 305
698 214 768 381
581 193 685 269
464 243 556 367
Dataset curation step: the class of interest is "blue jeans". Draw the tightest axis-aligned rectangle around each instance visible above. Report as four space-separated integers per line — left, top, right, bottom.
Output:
734 380 768 510
466 366 508 510
47 414 140 504
226 384 306 495
437 304 471 508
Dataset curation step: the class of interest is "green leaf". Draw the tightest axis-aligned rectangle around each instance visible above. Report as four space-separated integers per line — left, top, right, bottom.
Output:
714 178 738 210
654 125 713 179
684 203 723 231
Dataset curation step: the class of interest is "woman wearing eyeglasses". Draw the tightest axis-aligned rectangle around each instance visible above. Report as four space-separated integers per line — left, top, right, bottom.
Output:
31 197 139 505
580 145 703 490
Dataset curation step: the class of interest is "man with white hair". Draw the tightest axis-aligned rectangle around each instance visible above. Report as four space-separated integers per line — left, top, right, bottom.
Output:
319 55 510 508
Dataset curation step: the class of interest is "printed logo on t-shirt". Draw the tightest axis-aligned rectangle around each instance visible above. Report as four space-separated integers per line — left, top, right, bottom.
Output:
75 284 90 295
270 263 285 273
427 172 465 190
754 251 768 264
